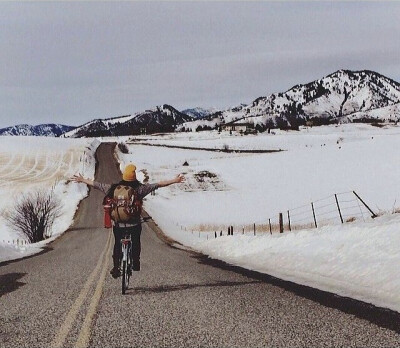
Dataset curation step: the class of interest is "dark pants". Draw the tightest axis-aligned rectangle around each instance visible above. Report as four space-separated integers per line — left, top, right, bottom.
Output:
112 225 142 270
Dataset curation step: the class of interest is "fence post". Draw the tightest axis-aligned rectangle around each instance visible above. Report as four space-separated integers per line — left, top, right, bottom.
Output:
253 223 256 236
242 227 244 235
231 226 234 236
215 231 217 239
220 231 222 237
287 210 291 231
279 213 284 233
334 194 344 223
311 202 317 228
269 218 272 235
353 191 377 218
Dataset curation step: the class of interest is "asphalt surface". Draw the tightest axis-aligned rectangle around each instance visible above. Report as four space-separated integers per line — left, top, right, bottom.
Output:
1 143 400 347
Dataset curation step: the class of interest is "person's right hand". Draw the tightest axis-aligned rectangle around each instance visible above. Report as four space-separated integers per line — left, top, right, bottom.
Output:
71 173 85 183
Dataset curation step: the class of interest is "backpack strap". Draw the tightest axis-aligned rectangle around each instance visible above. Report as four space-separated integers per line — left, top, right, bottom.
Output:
103 183 119 205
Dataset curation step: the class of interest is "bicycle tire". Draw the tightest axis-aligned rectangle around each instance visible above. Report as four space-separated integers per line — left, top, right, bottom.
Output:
126 246 131 288
122 260 127 295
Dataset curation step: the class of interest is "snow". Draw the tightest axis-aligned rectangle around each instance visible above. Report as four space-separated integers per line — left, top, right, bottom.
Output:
116 123 400 312
178 117 221 132
349 103 400 122
104 114 135 126
193 214 400 313
0 136 100 263
181 107 218 119
2 123 400 313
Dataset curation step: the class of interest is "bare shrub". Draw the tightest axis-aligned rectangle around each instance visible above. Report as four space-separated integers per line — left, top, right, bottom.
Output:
118 142 129 154
4 189 62 243
194 171 217 183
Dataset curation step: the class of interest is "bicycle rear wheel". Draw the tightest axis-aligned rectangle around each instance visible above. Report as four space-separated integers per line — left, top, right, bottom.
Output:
122 260 127 294
126 245 132 287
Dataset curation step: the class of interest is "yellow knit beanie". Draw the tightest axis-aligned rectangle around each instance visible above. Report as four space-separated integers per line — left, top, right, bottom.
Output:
122 164 137 181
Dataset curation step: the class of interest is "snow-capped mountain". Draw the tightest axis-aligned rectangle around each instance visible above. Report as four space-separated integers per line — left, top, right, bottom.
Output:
180 70 400 131
13 69 399 138
181 107 218 119
250 69 400 127
0 124 75 137
178 104 247 132
62 104 193 138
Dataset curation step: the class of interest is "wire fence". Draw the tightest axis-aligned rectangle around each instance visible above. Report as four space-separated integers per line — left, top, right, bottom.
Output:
3 191 377 245
2 239 29 246
186 190 378 240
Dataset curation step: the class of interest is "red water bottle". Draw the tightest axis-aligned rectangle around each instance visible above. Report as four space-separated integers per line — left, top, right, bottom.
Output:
103 204 112 228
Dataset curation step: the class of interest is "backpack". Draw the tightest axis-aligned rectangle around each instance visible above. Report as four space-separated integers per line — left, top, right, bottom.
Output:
108 185 142 223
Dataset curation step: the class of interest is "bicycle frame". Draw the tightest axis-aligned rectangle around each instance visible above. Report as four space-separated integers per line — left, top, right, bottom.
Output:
121 238 131 262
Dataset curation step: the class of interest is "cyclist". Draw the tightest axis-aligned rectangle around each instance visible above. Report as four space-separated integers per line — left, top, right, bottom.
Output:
72 164 185 278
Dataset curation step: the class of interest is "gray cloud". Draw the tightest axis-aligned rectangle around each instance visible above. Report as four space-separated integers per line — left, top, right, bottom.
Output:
0 1 400 127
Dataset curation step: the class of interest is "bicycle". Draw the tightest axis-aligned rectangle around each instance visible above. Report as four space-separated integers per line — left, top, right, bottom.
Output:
119 216 152 295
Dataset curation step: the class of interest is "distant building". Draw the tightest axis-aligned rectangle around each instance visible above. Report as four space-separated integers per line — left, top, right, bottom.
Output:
222 118 255 133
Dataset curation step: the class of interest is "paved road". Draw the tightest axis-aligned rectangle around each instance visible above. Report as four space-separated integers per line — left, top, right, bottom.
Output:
1 143 400 347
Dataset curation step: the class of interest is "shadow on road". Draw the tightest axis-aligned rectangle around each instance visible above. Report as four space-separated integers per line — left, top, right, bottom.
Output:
0 272 27 298
127 279 261 295
193 254 400 334
66 227 93 232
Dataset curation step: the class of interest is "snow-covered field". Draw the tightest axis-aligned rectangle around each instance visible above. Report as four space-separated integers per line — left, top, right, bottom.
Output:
1 124 399 312
0 136 99 262
117 124 400 312
119 124 400 229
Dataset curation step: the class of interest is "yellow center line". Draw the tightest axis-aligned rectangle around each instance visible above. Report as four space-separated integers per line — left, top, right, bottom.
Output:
74 236 112 348
51 231 112 348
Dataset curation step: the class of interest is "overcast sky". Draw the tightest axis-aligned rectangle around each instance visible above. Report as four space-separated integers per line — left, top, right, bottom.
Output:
1 1 400 128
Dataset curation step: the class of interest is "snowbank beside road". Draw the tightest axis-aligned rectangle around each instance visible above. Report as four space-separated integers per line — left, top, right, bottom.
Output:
0 137 100 263
191 214 400 313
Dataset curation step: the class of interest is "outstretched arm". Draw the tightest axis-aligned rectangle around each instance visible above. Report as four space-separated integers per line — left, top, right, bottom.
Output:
157 174 185 188
71 173 111 194
71 173 94 186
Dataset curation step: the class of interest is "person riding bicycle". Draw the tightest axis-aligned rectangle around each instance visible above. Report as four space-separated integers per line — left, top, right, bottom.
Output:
72 164 184 278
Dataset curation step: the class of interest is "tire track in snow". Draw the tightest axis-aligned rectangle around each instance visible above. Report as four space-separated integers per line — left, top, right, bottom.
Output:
0 152 16 175
0 153 27 184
